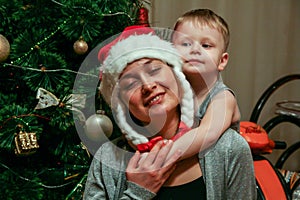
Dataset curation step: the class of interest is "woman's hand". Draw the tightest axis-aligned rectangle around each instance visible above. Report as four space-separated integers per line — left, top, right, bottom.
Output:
126 140 182 193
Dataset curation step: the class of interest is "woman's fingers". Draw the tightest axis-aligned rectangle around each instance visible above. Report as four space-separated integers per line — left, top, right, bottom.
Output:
137 152 149 167
151 140 174 168
126 140 181 193
142 140 167 167
127 151 141 169
139 140 182 170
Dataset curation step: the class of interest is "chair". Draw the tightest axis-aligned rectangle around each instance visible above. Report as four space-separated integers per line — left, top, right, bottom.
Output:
241 74 300 200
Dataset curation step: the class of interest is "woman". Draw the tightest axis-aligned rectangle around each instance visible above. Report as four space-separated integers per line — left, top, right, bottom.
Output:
83 27 256 199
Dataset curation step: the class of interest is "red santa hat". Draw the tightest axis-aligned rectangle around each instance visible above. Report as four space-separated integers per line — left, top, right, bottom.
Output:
99 26 194 145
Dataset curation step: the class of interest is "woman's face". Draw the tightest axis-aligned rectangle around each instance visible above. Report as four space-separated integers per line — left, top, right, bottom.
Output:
118 58 180 124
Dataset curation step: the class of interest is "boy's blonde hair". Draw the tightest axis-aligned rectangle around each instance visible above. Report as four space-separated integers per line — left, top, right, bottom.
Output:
173 9 230 52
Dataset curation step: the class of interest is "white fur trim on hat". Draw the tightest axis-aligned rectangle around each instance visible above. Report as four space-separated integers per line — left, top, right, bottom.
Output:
100 33 194 145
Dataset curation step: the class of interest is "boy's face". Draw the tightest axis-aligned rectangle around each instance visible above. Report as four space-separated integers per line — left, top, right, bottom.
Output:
173 21 228 77
118 58 180 124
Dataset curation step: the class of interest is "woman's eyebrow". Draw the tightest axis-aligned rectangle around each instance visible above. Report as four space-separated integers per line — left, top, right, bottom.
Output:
144 59 154 65
119 72 135 81
119 59 157 81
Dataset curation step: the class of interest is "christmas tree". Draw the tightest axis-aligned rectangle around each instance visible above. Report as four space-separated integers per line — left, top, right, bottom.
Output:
0 0 149 199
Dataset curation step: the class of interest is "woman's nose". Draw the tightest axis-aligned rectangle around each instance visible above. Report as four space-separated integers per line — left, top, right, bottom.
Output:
141 82 157 95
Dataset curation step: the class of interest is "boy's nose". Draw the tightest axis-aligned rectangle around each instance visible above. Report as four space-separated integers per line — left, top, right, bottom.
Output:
190 43 201 54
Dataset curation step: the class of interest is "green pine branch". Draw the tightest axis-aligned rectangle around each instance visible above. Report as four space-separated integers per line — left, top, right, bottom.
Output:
0 0 143 198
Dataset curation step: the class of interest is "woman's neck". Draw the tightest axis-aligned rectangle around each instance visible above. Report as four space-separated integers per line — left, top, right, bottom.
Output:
148 107 180 140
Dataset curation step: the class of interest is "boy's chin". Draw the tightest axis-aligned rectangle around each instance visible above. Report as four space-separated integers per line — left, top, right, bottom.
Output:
183 65 204 75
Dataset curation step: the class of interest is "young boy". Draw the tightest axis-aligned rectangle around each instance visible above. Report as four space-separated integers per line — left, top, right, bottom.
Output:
168 8 241 159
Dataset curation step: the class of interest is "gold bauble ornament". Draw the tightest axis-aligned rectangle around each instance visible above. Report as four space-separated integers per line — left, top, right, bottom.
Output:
73 37 88 55
0 34 10 62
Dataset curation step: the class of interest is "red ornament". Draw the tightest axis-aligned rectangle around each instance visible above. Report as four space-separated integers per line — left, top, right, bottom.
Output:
137 7 149 27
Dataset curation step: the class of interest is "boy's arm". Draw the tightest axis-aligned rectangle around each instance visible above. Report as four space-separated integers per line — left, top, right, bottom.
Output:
168 90 240 160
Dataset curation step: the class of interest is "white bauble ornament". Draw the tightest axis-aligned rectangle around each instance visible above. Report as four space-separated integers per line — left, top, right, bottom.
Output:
84 110 113 143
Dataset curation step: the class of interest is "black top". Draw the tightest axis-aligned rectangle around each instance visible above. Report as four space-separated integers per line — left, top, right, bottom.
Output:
154 176 206 199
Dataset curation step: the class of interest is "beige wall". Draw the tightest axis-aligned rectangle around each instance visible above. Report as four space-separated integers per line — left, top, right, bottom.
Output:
151 0 300 171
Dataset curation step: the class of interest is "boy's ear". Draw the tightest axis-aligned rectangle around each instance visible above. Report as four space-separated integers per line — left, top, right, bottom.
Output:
218 52 229 71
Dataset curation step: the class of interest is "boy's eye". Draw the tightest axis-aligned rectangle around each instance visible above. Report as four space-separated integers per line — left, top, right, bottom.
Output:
181 42 191 47
202 43 212 48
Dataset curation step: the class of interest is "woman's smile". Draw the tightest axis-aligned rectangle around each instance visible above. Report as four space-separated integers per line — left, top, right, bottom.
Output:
145 93 164 107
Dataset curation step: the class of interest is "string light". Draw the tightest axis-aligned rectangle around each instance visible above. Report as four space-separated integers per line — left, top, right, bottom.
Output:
10 0 140 66
0 114 50 130
3 63 98 78
51 0 135 19
10 19 69 65
0 162 77 189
